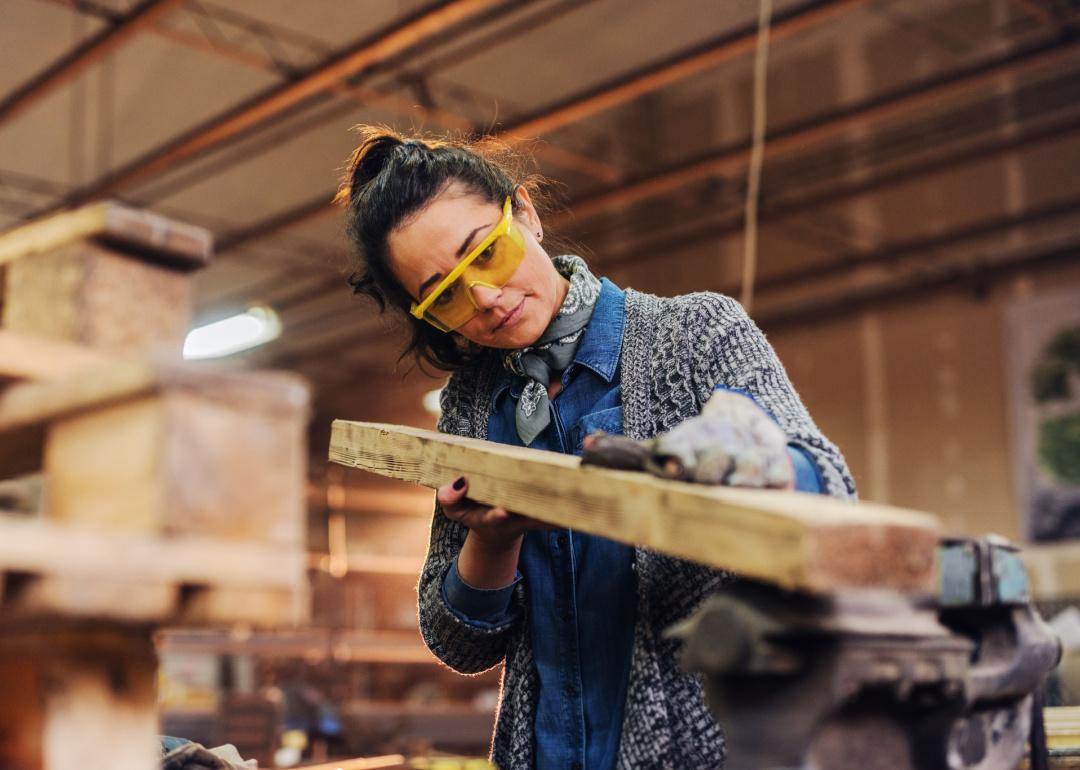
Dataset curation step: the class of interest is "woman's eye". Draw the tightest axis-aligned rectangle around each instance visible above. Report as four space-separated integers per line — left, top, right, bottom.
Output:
474 244 495 264
433 284 456 306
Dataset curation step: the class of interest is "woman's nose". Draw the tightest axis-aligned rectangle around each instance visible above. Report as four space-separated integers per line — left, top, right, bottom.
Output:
469 283 502 310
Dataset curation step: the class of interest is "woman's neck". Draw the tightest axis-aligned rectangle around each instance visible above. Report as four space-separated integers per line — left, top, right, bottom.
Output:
549 275 571 324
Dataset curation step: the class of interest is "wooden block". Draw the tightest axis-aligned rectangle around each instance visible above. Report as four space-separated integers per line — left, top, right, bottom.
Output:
0 201 211 356
329 421 942 594
0 626 159 770
0 360 310 546
3 240 194 355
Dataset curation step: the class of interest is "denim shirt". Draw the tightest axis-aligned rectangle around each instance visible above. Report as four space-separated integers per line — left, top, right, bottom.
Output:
441 279 822 770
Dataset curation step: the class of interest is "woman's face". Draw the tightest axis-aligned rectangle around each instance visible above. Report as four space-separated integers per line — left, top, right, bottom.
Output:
387 181 569 349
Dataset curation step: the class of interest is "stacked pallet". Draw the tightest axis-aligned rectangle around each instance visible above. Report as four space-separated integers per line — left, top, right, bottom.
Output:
0 203 310 770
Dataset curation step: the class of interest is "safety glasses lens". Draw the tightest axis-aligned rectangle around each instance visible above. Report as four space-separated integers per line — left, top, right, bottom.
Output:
422 227 525 331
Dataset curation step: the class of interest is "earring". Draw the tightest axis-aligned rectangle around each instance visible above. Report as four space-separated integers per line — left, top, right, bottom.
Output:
536 231 542 240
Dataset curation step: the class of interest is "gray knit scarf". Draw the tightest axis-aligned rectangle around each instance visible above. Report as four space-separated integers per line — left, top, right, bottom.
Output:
502 255 601 445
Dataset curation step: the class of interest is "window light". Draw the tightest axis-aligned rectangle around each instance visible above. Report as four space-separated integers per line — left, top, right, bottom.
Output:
182 306 281 360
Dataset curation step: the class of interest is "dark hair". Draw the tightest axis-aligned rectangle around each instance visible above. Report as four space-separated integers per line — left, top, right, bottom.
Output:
337 126 554 372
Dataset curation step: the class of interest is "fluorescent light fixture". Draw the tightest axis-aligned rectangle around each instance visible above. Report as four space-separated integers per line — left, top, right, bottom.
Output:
422 388 443 417
183 306 282 360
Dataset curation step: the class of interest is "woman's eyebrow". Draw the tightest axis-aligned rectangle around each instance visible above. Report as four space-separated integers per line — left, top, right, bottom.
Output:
456 221 495 258
418 272 443 298
418 218 498 298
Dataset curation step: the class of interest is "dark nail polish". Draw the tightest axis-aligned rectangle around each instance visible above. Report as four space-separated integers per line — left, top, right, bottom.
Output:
452 476 465 490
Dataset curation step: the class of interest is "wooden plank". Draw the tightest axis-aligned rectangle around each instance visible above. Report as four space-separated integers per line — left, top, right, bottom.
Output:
178 585 304 627
0 517 305 625
0 201 211 269
0 359 308 435
158 628 438 665
0 358 157 435
1020 754 1080 769
329 421 942 594
1048 707 1080 751
0 331 111 385
0 516 303 590
294 755 407 770
1024 541 1080 600
6 574 177 622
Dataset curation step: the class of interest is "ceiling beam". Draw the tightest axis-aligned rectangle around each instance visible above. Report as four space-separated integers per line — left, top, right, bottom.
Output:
136 0 623 185
752 191 1080 307
50 0 513 206
499 0 865 142
297 136 1080 368
209 62 1080 337
557 39 1080 224
760 233 1080 329
207 53 1080 333
600 115 1080 274
204 0 863 257
0 0 184 126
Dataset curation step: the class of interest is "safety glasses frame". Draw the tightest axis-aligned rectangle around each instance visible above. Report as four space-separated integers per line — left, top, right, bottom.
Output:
409 196 515 323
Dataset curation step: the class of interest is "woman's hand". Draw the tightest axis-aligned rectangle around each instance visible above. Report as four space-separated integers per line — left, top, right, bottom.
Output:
437 476 553 548
582 390 794 489
438 476 555 589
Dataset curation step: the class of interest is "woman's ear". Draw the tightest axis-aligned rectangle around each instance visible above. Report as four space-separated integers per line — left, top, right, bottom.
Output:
513 185 543 243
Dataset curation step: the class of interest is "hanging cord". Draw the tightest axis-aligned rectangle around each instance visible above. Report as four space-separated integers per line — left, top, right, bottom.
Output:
740 0 774 313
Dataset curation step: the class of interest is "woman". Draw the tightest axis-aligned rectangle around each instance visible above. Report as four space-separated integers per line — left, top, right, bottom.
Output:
338 127 856 770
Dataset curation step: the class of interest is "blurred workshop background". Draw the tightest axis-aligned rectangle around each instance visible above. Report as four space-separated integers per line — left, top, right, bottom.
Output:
2 0 1080 766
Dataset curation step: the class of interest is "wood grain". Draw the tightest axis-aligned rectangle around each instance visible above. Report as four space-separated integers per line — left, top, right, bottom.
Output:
329 420 942 594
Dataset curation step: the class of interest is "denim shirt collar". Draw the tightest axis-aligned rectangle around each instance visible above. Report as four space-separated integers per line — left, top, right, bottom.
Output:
491 277 625 407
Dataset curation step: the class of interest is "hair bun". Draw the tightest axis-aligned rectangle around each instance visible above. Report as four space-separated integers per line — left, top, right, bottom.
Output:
337 130 407 203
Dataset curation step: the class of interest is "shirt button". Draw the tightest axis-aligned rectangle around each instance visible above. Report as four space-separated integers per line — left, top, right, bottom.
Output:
557 533 569 549
561 610 572 622
565 684 577 697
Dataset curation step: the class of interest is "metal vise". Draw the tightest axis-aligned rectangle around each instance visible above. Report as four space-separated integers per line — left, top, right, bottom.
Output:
669 536 1062 770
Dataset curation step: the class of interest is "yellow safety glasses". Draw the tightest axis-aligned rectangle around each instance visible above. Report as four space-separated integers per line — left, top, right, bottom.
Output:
409 196 526 332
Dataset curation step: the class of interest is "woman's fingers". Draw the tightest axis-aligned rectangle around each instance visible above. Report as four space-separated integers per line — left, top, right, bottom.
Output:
436 475 469 507
437 476 560 532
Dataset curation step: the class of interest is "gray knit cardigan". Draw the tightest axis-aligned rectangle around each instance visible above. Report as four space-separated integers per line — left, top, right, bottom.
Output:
418 289 856 769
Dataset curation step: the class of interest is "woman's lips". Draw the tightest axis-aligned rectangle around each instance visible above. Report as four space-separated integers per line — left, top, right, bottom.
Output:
494 298 525 331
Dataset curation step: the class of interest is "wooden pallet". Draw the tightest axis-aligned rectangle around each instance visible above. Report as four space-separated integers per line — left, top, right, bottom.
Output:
0 357 310 544
0 515 305 626
0 203 309 770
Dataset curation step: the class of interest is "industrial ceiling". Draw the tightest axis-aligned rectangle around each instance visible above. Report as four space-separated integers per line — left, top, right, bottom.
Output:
2 0 1079 448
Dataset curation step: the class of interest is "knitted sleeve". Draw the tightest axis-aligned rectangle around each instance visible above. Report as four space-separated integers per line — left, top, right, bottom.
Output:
415 370 523 674
685 292 857 500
